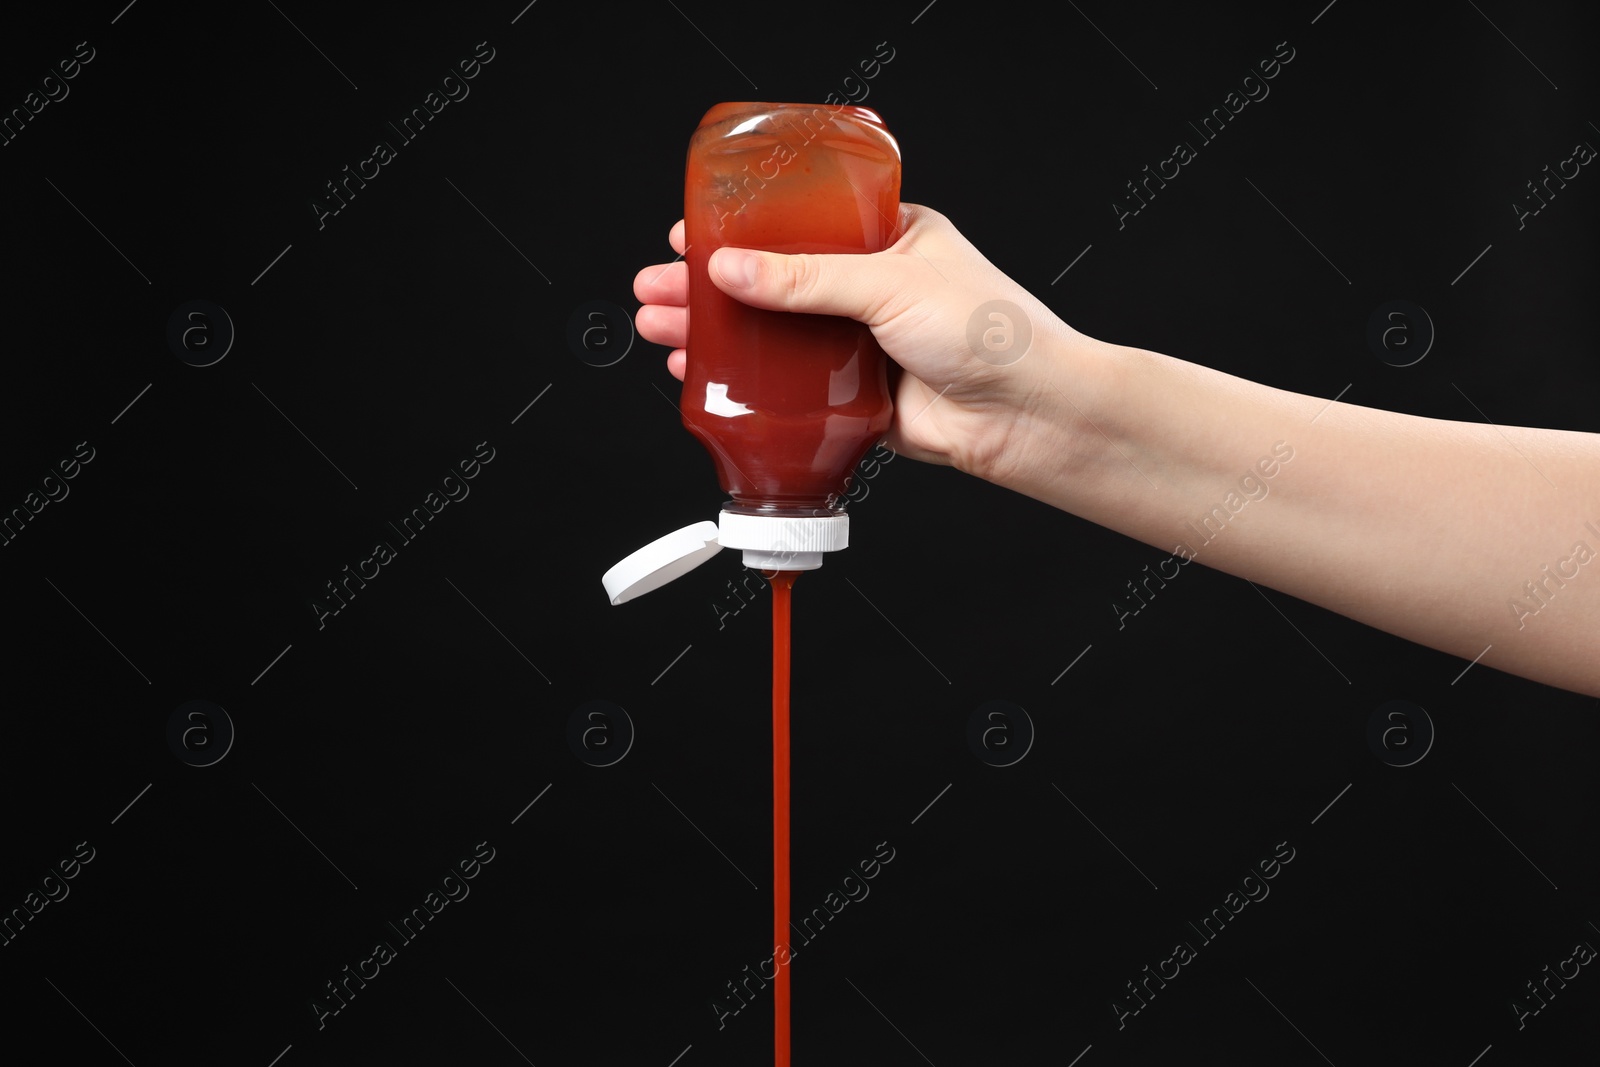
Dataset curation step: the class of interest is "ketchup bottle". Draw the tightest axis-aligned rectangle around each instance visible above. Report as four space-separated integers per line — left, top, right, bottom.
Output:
602 102 902 598
680 102 900 568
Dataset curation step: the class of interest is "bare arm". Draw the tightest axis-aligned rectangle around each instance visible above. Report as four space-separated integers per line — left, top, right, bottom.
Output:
994 337 1600 696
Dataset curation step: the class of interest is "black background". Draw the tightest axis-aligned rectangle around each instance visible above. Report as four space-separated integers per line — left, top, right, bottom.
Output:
2 1 1596 1064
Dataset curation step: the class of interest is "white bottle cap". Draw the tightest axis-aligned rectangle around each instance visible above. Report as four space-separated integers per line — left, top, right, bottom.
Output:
715 511 848 570
601 512 849 605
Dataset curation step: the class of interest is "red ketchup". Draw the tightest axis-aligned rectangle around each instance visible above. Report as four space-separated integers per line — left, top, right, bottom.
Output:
688 103 899 1067
603 101 902 1067
768 569 798 1067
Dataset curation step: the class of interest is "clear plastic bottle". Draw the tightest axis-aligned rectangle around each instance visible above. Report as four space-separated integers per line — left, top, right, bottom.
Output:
681 102 901 567
603 102 901 600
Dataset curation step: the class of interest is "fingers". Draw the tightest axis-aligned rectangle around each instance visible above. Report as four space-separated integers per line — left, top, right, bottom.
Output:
707 245 924 327
643 206 947 315
633 260 687 306
637 226 690 371
643 205 951 383
636 302 686 351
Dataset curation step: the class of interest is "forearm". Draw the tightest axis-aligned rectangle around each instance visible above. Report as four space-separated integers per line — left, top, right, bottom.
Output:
990 337 1600 696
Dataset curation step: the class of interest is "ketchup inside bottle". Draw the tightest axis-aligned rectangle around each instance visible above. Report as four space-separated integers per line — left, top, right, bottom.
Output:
683 102 901 516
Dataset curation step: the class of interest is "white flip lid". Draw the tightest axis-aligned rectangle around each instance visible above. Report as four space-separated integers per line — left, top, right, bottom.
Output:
602 520 723 605
602 513 849 604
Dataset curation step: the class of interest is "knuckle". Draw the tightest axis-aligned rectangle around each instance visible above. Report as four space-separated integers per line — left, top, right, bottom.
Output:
784 253 824 308
903 203 949 237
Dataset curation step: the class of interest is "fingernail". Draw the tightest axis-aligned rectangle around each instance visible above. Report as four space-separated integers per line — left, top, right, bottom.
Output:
715 249 758 289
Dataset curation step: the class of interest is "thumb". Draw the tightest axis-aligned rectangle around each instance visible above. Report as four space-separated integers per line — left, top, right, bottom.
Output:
708 246 914 327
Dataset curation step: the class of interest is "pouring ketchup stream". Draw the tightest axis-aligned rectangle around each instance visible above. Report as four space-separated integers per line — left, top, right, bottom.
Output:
770 570 797 1066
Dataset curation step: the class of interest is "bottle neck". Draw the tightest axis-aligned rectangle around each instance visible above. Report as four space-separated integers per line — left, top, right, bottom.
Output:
721 499 846 520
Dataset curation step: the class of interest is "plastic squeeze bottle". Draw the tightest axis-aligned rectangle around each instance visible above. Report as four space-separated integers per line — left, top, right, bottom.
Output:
680 101 899 565
603 102 902 1067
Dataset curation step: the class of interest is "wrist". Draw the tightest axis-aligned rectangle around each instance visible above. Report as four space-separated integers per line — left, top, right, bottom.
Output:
966 328 1123 506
